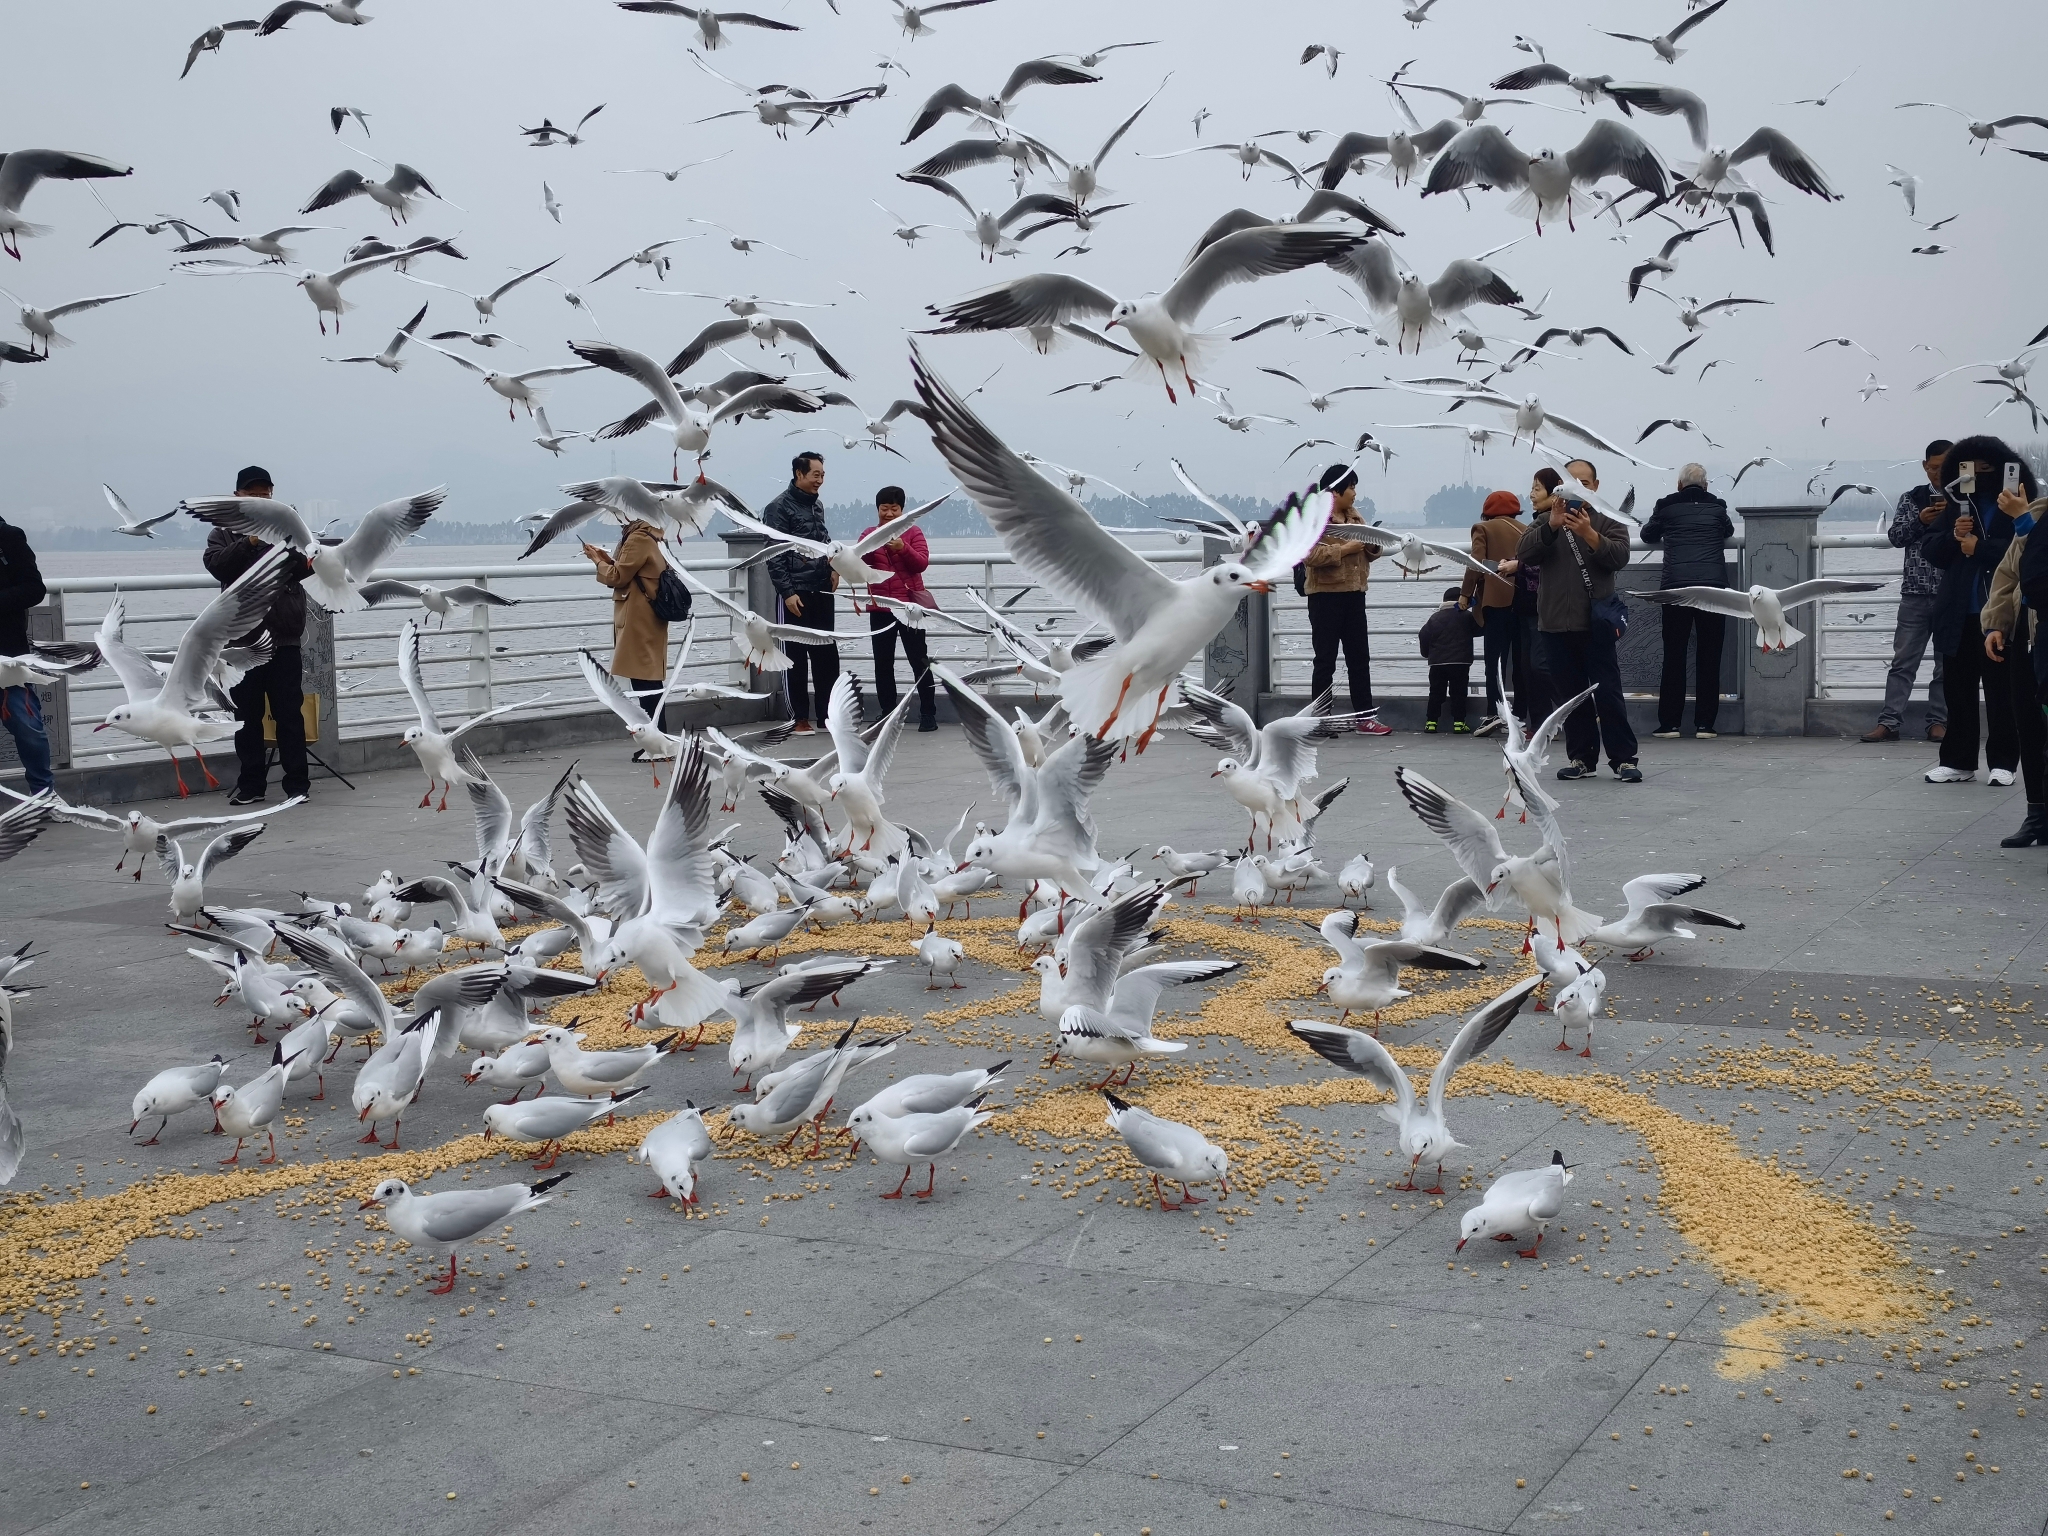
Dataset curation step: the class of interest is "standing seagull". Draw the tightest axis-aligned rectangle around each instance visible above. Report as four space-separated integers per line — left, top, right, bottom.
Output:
1457 1150 1573 1257
1290 974 1543 1192
359 1173 572 1296
921 223 1369 401
1102 1091 1229 1210
0 149 133 259
155 824 265 922
914 347 1330 749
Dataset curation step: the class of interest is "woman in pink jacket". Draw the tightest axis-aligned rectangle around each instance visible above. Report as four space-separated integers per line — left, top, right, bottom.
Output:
861 485 938 731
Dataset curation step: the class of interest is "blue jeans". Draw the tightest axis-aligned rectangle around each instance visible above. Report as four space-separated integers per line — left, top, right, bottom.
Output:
1 684 54 792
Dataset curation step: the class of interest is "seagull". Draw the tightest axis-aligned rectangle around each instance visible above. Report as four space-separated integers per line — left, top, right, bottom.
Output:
614 1 801 51
1634 577 1887 651
589 241 689 285
155 824 264 922
395 620 532 808
209 1045 305 1165
0 284 156 355
1897 101 2048 153
174 226 329 264
519 104 605 148
682 570 875 672
1395 381 1661 468
1422 121 1668 232
1300 43 1341 77
1290 975 1544 1193
358 578 516 627
1858 372 1889 401
0 149 132 259
416 338 593 419
204 243 449 335
1599 0 1730 63
568 338 824 475
92 548 292 795
1380 867 1484 948
182 20 261 76
608 153 732 183
100 483 179 539
719 492 950 604
892 0 996 38
720 959 882 1090
179 485 442 611
1550 966 1605 1057
922 223 1369 400
257 0 370 33
894 171 1083 262
662 311 851 376
403 256 560 322
129 1056 232 1144
1626 226 1706 301
901 59 1100 143
1332 241 1523 354
1183 683 1363 846
1587 873 1743 961
1487 62 1619 106
1254 367 1381 413
329 299 428 371
1457 1150 1573 1257
633 1106 713 1205
1145 137 1311 186
1645 336 1703 376
1313 908 1484 1029
917 354 1329 750
1102 1091 1228 1210
1400 0 1439 24
360 1172 571 1295
1397 765 1602 949
1636 417 1719 447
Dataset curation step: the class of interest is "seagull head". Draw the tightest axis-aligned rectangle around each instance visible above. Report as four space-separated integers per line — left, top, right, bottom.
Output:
1455 1204 1503 1251
1209 562 1271 595
95 707 133 732
1316 966 1338 994
1211 757 1241 779
1106 298 1140 330
401 725 425 747
1195 1144 1230 1187
359 1177 410 1210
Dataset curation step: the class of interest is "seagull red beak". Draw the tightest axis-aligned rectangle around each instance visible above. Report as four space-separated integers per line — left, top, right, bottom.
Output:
1245 580 1273 593
1455 1237 1467 1252
92 722 111 732
358 1198 382 1210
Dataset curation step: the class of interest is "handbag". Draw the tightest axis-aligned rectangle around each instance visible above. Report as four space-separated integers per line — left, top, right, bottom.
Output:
637 562 694 624
1565 529 1628 639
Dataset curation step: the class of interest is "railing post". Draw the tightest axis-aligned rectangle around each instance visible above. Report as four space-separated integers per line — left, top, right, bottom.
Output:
721 530 777 708
299 602 340 757
1738 504 1822 736
28 591 70 770
1201 535 1270 715
465 574 495 715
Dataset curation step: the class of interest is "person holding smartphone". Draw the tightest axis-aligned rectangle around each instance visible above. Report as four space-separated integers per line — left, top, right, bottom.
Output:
1865 438 1955 743
1922 436 2037 785
1978 477 2048 843
1515 457 1640 782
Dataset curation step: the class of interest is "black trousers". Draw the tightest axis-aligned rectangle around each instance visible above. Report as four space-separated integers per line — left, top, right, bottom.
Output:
781 591 839 724
628 678 667 733
1657 605 1726 732
1477 606 1517 714
1939 615 2018 774
1307 591 1373 712
231 645 308 797
1426 665 1470 726
870 609 934 721
2009 621 2047 801
1538 627 1638 769
1511 603 1549 725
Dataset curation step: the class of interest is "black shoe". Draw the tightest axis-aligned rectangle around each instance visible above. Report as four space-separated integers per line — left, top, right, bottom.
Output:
917 718 938 733
2001 803 2048 847
1614 762 1643 784
226 789 264 807
1555 761 1594 780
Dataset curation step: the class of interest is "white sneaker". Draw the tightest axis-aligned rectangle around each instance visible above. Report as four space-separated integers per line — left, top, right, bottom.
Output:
1924 765 1975 783
1988 767 2017 787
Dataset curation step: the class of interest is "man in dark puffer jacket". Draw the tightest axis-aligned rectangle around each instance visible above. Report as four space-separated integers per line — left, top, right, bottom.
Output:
1640 463 1735 738
762 450 839 733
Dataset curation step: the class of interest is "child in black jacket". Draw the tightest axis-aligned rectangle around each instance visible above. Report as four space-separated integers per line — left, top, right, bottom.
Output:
1418 587 1479 733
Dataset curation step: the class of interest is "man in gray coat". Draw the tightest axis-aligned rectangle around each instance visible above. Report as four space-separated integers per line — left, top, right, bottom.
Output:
1516 459 1640 782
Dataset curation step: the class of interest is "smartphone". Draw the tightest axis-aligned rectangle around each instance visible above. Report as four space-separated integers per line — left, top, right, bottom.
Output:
1959 463 1977 496
2006 462 2023 495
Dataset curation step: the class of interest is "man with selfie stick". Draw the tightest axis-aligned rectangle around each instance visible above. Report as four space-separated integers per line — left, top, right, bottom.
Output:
1515 457 1640 783
1864 438 1954 743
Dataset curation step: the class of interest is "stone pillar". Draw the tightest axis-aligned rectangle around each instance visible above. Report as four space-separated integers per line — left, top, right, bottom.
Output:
28 593 69 770
1738 504 1821 736
722 530 783 713
1201 535 1269 712
300 603 341 755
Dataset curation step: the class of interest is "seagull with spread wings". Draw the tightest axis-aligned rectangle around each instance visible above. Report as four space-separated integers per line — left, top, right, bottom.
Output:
0 148 133 259
1598 0 1729 63
394 620 533 809
415 338 593 419
914 344 1329 750
901 59 1100 142
401 255 559 323
614 1 800 50
179 485 443 611
567 338 825 475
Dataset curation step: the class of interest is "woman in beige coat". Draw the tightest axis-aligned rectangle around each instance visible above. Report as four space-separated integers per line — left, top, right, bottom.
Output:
583 520 670 700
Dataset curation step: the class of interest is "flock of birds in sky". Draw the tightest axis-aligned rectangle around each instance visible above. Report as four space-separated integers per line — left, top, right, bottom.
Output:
0 0 2038 1286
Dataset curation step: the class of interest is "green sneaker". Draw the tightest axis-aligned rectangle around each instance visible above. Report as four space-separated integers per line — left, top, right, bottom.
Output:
1424 721 1439 733
1452 721 1470 734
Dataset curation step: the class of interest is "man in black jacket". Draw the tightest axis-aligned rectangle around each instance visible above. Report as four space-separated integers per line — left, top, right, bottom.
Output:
1640 463 1735 738
202 465 313 803
763 450 838 734
0 514 54 792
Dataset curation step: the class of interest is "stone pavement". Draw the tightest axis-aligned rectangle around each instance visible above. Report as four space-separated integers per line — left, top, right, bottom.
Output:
3 727 2047 1536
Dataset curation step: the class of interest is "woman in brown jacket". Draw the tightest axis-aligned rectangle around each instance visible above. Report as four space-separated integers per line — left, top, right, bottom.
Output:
1302 465 1388 732
583 519 671 706
1461 489 1528 733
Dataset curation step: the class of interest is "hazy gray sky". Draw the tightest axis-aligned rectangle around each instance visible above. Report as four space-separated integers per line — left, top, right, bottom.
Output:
4 0 2044 529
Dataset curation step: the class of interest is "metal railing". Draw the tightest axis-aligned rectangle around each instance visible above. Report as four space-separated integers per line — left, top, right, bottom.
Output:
15 525 1912 771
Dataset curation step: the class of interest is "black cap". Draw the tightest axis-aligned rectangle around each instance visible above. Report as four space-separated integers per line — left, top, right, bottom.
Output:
876 485 906 507
235 465 273 492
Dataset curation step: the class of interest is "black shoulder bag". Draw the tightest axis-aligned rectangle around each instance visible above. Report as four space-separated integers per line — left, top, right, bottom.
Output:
1566 531 1628 639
